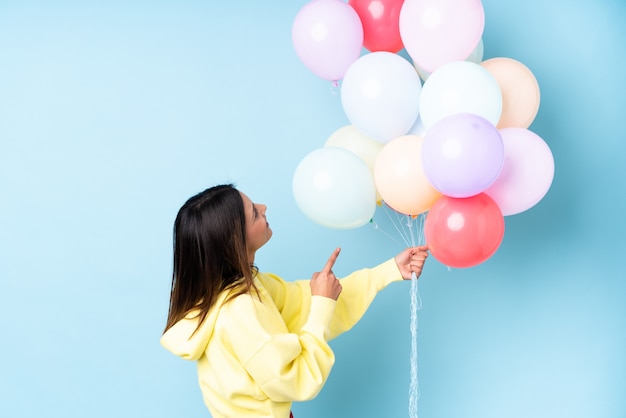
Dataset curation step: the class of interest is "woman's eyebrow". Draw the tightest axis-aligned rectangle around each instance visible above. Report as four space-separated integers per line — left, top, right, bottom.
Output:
250 201 257 219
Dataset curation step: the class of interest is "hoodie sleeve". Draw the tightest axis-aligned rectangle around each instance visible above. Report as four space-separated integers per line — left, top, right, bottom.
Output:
329 258 403 339
223 291 337 402
258 258 403 341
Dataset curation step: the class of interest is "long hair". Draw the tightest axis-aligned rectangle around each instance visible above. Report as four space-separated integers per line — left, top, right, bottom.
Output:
163 184 257 334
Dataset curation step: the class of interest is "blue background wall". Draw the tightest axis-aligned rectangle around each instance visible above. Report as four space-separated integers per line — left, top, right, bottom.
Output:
1 1 624 417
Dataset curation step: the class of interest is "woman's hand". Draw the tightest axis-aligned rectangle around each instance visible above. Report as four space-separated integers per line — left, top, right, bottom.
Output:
310 247 342 300
394 245 429 280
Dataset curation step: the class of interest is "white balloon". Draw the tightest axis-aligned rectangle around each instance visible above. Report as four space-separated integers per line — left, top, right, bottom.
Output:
419 61 502 130
292 147 377 229
341 51 422 143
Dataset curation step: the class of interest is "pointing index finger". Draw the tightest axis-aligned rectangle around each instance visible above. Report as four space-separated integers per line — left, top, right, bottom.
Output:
321 247 341 273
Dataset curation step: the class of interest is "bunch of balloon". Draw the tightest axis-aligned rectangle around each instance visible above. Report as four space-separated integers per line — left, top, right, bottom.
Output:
291 0 555 269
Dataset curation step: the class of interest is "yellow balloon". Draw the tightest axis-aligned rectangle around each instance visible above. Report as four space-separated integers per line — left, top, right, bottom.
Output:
373 135 441 216
480 57 540 129
325 125 384 202
324 125 383 171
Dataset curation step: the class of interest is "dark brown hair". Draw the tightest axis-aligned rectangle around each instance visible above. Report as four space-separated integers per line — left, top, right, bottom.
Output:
163 184 257 334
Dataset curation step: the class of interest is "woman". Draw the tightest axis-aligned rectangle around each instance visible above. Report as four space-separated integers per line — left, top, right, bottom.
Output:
161 184 429 417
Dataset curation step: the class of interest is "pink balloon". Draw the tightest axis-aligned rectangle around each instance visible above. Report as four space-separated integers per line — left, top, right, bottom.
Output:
292 0 364 81
485 128 555 216
399 0 484 73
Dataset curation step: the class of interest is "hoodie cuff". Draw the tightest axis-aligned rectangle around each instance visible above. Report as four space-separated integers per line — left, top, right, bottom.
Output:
302 295 337 341
370 258 404 289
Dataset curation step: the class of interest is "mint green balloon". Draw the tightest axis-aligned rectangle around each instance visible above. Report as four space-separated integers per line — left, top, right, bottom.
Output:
292 147 377 229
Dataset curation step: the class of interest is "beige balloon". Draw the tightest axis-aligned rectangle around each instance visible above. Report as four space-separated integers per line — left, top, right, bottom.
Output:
480 57 540 128
324 125 384 203
373 135 441 216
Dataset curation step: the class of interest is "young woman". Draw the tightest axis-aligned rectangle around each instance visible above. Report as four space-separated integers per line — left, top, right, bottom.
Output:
161 184 429 418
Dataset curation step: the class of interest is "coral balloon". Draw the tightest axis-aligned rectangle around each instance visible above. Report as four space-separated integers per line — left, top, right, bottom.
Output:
341 52 422 143
425 193 505 268
399 0 484 73
292 0 364 81
422 113 504 198
349 0 404 52
374 135 441 215
480 57 541 128
293 147 376 229
485 128 554 216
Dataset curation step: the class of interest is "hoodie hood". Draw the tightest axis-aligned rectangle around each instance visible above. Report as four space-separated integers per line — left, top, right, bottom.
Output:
160 293 227 361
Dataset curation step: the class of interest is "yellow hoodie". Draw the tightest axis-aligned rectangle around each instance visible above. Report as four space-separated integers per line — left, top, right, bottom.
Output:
160 258 403 418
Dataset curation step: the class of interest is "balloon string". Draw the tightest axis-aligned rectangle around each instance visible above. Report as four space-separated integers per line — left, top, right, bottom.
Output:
372 206 425 418
381 205 412 247
409 270 419 418
408 212 425 418
370 219 404 246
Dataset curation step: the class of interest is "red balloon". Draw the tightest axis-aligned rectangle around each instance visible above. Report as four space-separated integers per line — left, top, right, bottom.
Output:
424 193 505 268
349 0 404 52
